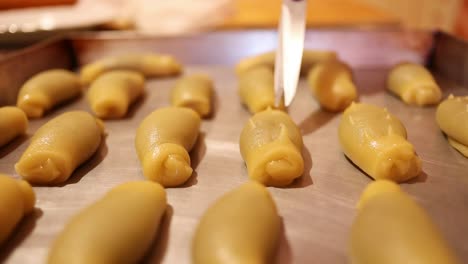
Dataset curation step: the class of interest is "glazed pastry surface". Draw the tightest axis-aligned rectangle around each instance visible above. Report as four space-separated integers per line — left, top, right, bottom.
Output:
48 181 167 264
338 103 421 182
0 106 28 147
192 181 280 264
350 180 460 264
81 53 182 85
135 107 200 187
235 50 337 76
387 63 441 106
171 74 213 117
15 111 104 184
238 66 284 113
307 60 357 112
87 70 145 119
17 69 81 118
0 174 35 245
436 95 468 157
240 108 304 186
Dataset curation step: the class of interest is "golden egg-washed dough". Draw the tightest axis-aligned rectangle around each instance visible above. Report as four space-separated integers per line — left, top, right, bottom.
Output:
15 111 104 185
350 180 460 264
307 60 357 112
387 63 441 106
48 181 167 264
171 74 213 117
80 53 182 85
0 174 35 246
135 107 200 187
192 181 280 264
238 66 284 114
436 95 468 157
240 108 304 187
339 103 421 182
0 106 28 147
17 69 81 118
236 50 337 76
87 70 145 119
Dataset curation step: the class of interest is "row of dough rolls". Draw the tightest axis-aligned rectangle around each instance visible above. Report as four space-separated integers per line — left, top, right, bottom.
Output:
80 53 182 85
15 53 183 119
3 174 462 263
195 172 462 264
237 50 358 114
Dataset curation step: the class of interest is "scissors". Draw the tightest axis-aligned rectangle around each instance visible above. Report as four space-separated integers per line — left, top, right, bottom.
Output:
274 0 307 107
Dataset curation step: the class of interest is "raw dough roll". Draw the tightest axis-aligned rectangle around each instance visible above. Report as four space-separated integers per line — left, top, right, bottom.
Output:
0 106 28 147
338 103 421 182
240 108 304 187
48 181 167 264
436 95 468 157
87 70 145 119
307 60 357 112
387 63 441 106
239 66 284 114
81 53 182 85
350 180 460 264
192 181 280 264
17 69 81 118
236 50 337 76
0 174 35 245
15 111 104 185
135 107 200 187
171 74 213 117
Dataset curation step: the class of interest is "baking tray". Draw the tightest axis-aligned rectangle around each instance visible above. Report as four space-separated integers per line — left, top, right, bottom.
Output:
0 29 467 263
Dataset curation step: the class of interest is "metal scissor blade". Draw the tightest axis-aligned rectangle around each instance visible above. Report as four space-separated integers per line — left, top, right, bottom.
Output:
274 0 307 107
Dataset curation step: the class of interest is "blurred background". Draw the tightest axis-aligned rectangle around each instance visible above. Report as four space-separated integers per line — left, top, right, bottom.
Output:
0 0 467 46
